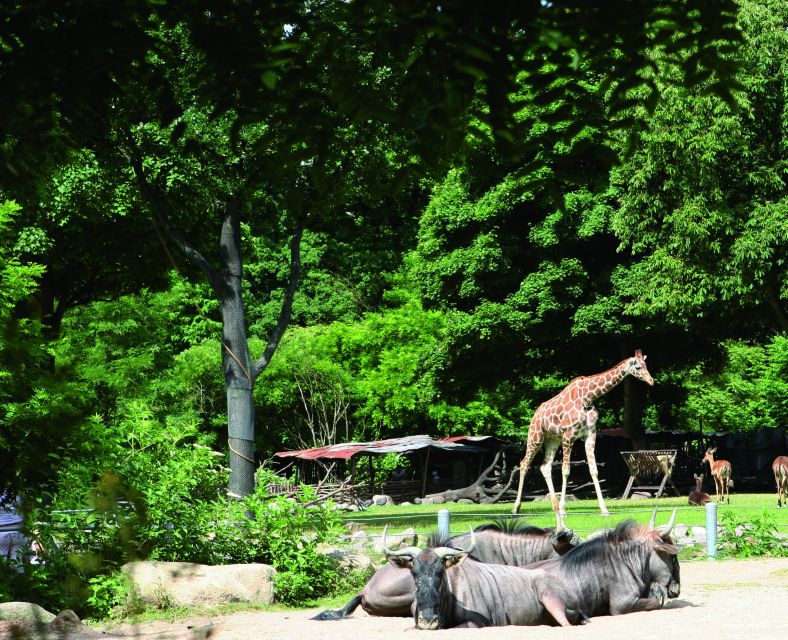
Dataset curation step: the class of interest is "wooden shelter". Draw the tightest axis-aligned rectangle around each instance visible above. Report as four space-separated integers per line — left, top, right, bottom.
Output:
272 435 503 501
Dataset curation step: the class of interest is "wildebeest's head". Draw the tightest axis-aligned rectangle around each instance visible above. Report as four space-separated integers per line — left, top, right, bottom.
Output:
575 509 680 602
383 526 475 630
644 508 681 598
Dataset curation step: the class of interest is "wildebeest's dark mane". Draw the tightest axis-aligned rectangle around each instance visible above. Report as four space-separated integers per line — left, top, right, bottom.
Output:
473 517 553 536
425 518 551 549
426 531 451 548
558 519 646 573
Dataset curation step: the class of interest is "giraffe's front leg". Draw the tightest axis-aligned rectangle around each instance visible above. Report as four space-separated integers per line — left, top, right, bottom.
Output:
558 437 572 517
584 432 610 517
540 442 561 516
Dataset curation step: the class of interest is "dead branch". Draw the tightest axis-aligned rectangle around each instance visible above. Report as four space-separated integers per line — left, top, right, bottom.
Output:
423 451 509 503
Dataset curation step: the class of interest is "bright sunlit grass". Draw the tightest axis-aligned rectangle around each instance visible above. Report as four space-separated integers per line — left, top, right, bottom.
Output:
340 493 788 538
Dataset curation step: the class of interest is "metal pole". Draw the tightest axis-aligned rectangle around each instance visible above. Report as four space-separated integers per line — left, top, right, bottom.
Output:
705 501 718 560
438 509 451 541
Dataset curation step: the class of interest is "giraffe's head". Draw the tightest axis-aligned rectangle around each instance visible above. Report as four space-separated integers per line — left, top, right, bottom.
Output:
626 349 654 386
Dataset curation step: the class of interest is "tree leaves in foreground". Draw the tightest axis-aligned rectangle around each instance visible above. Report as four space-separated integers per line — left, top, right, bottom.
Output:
2 0 744 184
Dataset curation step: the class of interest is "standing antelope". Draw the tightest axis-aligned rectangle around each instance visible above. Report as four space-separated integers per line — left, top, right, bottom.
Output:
772 456 788 508
702 448 732 504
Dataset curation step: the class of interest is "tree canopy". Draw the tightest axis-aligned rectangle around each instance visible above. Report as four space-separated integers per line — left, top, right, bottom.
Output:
2 0 787 615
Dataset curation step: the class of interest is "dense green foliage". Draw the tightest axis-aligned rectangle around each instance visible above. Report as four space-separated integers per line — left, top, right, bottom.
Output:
0 0 785 619
717 509 788 558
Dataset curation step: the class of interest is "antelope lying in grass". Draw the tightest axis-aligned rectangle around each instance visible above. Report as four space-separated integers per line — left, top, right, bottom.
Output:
688 474 711 506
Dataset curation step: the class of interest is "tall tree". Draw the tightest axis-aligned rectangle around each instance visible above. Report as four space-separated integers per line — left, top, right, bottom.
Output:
612 0 788 336
1 0 747 496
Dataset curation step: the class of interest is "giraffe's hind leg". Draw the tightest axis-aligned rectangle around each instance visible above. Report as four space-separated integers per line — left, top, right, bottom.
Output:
540 441 561 521
558 436 573 517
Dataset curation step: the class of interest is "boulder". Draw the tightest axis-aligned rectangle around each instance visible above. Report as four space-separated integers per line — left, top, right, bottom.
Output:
672 524 688 538
345 522 363 534
372 494 393 506
349 530 369 550
122 561 276 608
690 526 707 544
0 609 107 640
322 550 375 577
0 602 56 625
372 527 417 553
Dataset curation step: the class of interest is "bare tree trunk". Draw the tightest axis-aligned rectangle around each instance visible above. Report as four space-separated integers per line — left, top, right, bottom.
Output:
127 139 304 498
618 340 647 449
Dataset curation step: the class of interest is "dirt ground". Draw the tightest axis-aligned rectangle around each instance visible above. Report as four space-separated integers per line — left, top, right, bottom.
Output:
102 558 788 640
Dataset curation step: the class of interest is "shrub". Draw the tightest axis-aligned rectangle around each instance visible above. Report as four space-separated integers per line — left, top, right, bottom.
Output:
207 469 347 605
86 571 136 620
717 510 788 559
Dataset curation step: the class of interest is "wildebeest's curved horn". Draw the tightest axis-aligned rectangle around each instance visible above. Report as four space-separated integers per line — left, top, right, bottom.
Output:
434 526 476 559
434 546 460 559
381 525 422 557
460 525 476 555
658 509 677 538
648 508 657 530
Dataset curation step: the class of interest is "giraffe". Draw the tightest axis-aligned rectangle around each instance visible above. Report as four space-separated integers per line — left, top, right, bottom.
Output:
512 350 654 529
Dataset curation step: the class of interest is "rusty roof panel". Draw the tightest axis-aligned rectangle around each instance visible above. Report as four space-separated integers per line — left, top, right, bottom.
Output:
274 435 490 460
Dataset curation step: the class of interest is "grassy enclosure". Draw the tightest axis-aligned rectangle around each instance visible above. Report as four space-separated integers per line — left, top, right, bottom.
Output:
340 494 788 540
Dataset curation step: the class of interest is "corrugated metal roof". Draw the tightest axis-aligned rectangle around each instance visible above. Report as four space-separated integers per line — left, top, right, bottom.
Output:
439 435 496 444
274 434 491 461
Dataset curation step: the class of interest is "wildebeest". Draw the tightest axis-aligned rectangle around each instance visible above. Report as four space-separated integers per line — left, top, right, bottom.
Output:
773 456 788 508
312 520 578 620
543 511 680 618
688 473 712 506
383 511 680 629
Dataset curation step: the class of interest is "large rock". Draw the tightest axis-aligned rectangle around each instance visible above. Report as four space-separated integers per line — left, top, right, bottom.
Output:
372 527 417 553
0 608 106 640
690 526 707 544
123 561 276 608
0 602 56 625
349 530 369 550
372 494 393 506
322 550 375 577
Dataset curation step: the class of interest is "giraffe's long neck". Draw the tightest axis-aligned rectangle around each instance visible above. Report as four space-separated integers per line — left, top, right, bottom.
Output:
578 360 630 404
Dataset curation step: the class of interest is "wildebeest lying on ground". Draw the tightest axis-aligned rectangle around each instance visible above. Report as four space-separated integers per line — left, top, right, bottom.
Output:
312 519 579 620
383 511 680 630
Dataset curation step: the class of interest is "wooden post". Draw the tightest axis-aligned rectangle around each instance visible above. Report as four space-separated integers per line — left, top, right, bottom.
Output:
421 447 431 497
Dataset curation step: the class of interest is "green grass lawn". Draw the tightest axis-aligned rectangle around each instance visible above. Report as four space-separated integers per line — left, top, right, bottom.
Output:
340 494 788 539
